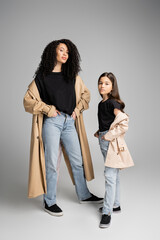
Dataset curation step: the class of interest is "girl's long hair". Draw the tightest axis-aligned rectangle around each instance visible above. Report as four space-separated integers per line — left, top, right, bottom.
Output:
98 72 125 112
34 39 81 81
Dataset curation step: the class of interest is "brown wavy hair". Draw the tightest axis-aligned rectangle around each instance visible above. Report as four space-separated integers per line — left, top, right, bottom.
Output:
98 72 125 112
34 39 81 81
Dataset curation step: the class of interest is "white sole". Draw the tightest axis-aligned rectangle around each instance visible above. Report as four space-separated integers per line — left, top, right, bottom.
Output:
79 200 104 204
99 223 111 228
44 208 63 216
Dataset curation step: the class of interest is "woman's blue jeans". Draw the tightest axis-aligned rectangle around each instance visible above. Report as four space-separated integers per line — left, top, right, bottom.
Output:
99 130 120 215
42 112 91 206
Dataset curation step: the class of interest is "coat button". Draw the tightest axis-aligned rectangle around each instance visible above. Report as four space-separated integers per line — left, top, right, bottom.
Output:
37 136 39 139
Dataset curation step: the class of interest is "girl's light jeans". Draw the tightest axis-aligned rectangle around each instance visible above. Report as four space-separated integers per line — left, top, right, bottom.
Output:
42 112 91 206
99 130 120 215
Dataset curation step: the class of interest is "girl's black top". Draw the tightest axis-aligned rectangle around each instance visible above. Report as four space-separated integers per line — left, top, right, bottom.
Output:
35 72 76 115
98 98 121 131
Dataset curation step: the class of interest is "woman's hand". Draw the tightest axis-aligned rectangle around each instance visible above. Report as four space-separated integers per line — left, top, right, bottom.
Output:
94 131 99 138
71 111 76 120
51 110 61 117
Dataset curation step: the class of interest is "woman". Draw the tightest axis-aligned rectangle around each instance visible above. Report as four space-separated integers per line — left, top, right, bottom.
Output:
23 39 103 216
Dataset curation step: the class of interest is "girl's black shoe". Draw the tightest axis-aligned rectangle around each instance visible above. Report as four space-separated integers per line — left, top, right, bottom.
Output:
113 206 121 213
99 206 121 213
99 214 111 228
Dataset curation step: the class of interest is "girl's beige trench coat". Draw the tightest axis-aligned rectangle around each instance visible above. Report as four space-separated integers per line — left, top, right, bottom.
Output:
23 76 94 198
103 112 134 169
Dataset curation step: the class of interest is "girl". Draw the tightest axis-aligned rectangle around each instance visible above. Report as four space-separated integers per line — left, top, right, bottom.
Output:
94 72 134 228
23 39 103 217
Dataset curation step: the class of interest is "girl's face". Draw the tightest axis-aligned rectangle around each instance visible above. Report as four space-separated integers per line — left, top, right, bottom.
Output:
98 76 113 96
56 43 69 64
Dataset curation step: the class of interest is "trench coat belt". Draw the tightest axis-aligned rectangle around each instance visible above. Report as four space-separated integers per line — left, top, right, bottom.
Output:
116 138 125 155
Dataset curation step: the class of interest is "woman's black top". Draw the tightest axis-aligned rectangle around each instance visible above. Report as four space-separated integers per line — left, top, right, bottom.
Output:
35 72 76 115
98 98 121 131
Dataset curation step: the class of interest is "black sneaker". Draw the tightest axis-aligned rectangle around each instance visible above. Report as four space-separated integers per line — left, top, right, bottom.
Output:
99 206 121 213
79 193 103 204
113 206 121 213
44 201 63 216
99 214 111 228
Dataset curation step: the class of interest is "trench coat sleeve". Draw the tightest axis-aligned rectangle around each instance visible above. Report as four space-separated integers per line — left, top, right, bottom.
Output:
23 89 56 117
74 76 90 118
103 118 129 141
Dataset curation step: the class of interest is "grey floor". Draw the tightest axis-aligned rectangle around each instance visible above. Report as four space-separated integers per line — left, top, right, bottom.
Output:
1 1 160 239
1 153 160 240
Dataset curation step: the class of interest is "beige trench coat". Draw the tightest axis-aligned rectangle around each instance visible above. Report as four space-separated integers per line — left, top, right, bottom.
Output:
103 112 134 169
23 75 94 198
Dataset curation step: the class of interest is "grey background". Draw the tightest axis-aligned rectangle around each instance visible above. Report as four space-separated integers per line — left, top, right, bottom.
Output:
0 0 160 239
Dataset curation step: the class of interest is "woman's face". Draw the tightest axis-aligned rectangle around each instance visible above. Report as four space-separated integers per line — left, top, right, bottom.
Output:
98 76 113 96
56 43 69 64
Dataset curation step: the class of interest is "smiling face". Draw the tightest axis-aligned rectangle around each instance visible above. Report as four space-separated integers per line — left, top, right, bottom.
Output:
98 76 113 97
56 43 69 64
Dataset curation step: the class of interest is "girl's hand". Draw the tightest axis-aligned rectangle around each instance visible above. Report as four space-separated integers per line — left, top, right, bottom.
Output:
71 111 76 120
101 135 110 141
51 110 61 117
101 135 106 140
94 131 99 138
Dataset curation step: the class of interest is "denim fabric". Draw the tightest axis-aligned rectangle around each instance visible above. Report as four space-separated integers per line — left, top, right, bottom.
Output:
99 130 120 215
42 112 91 206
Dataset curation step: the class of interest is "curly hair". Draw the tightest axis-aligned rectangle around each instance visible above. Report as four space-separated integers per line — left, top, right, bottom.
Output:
98 72 125 112
34 39 81 81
